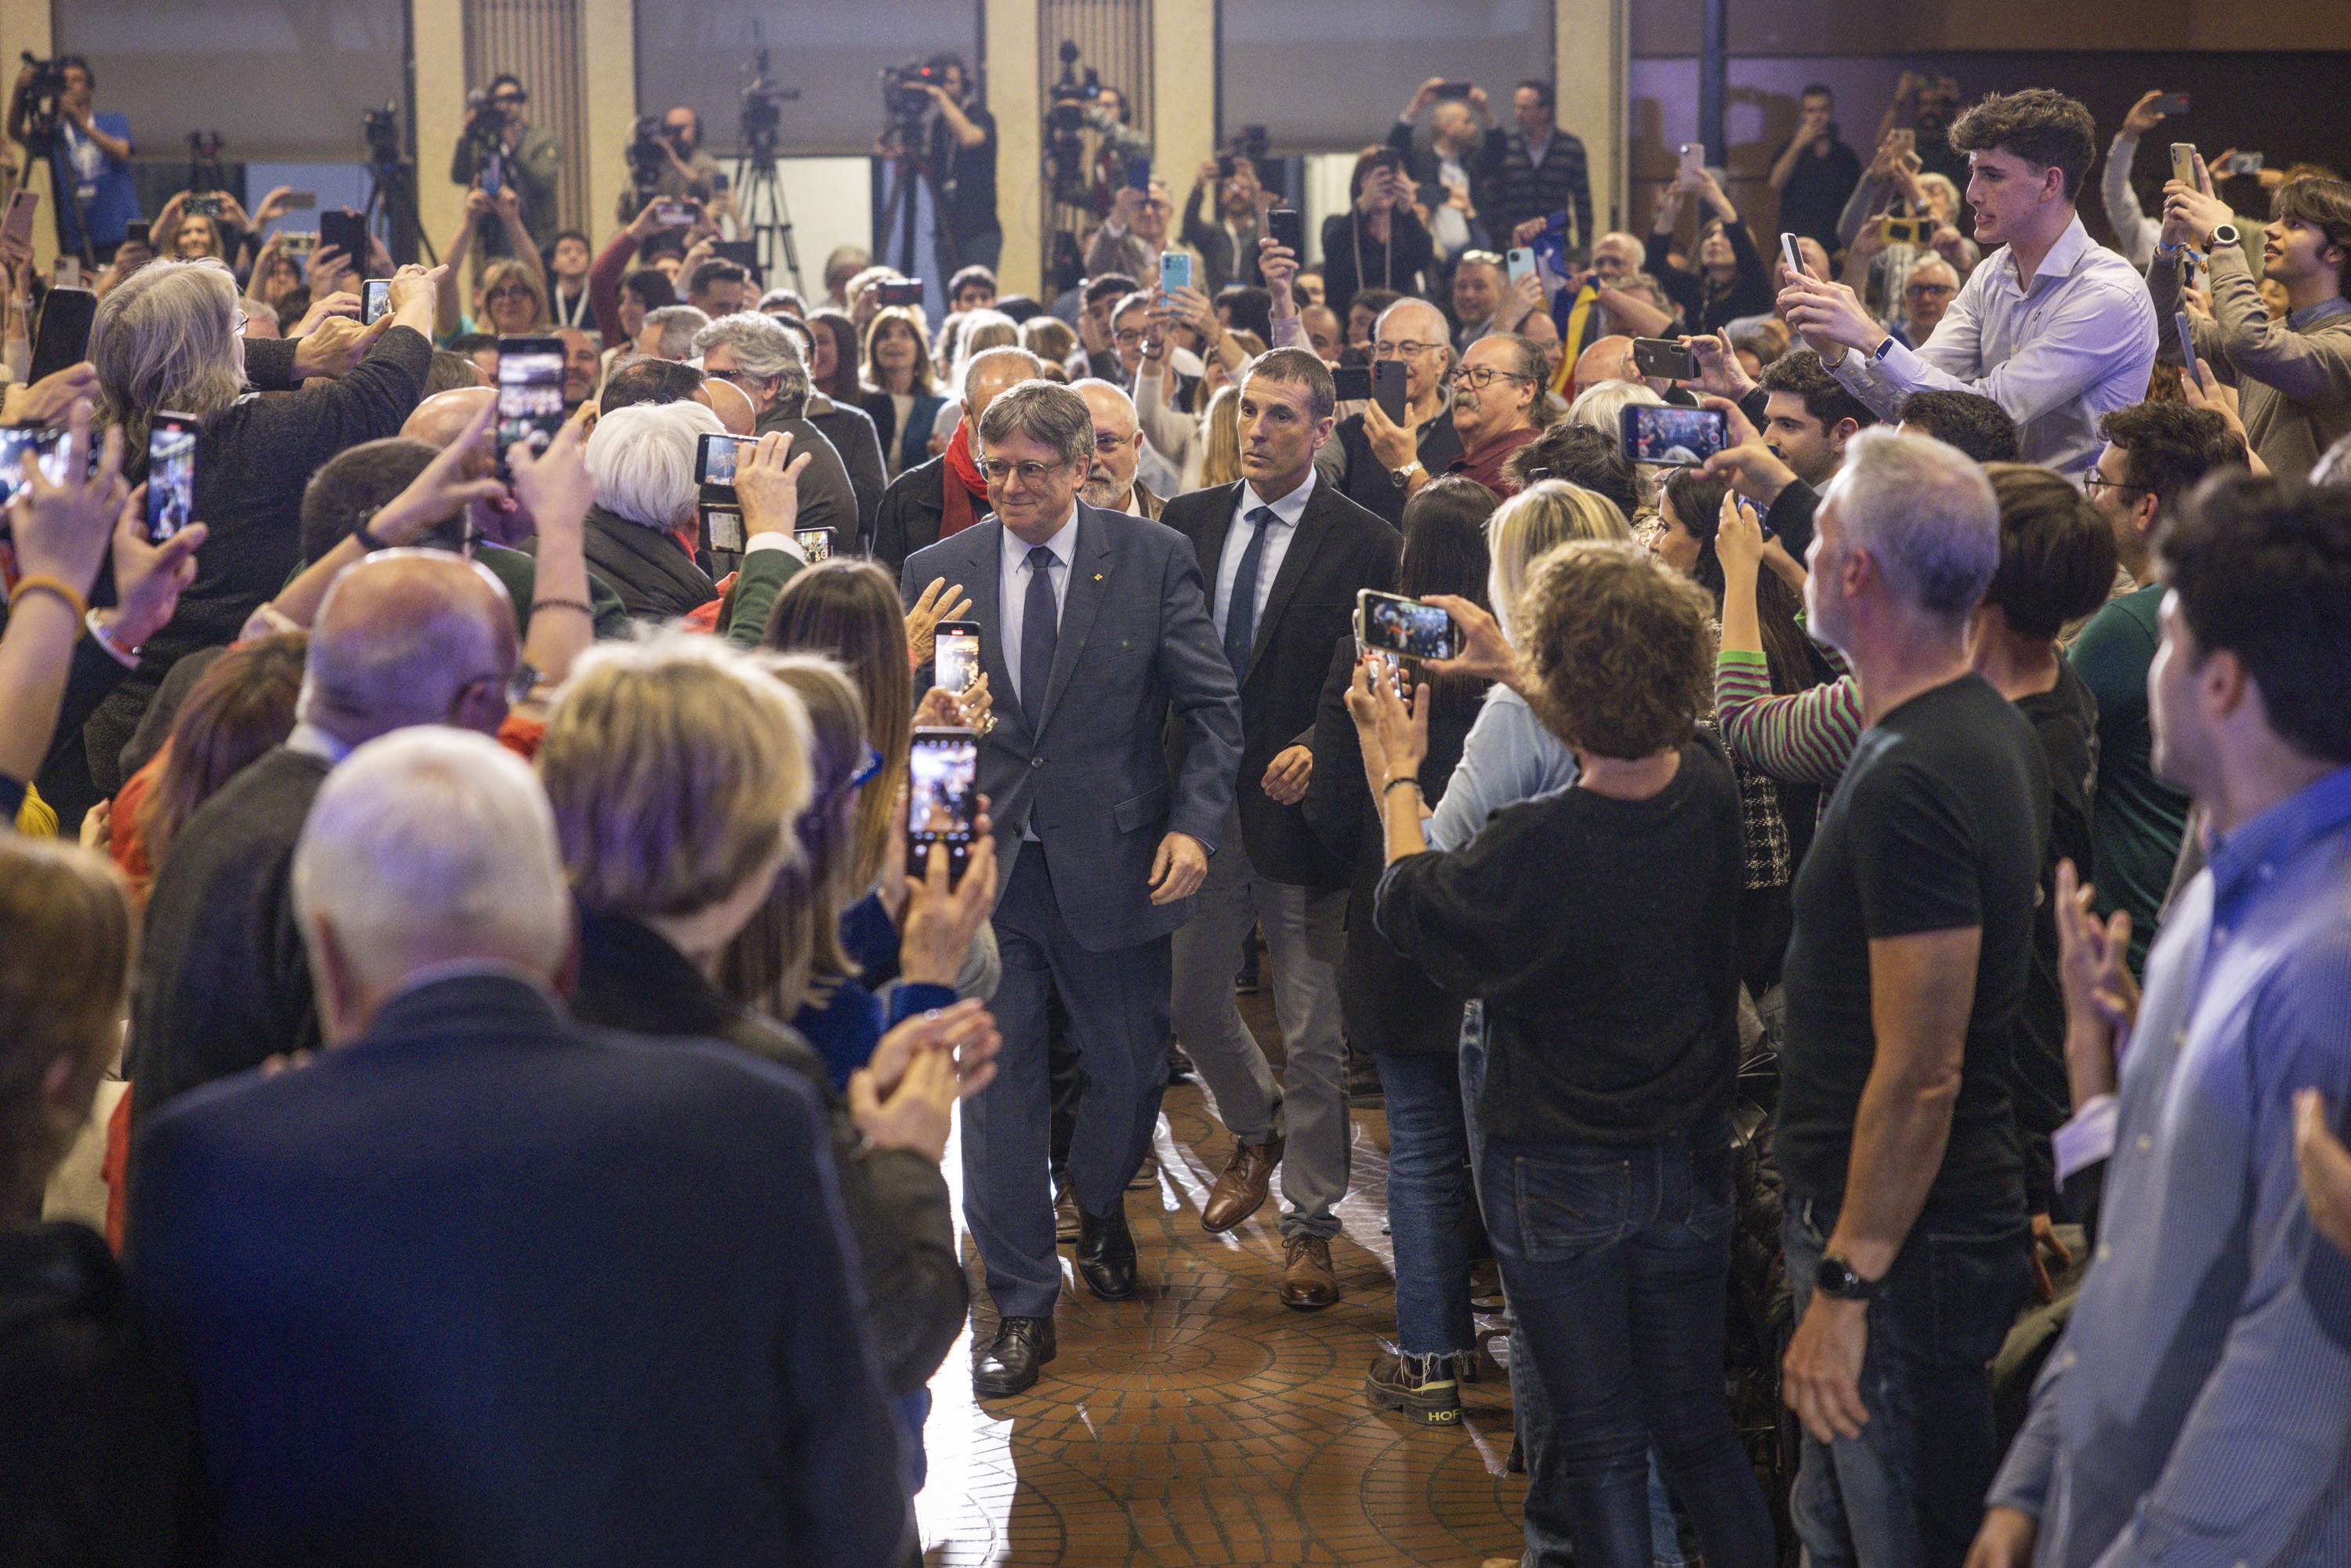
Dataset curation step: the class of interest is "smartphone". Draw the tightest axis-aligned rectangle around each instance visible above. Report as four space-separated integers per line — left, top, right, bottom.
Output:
1371 359 1407 426
2220 151 2264 176
1215 153 1237 182
1632 338 1697 382
907 726 980 888
1158 250 1192 297
361 278 392 325
28 288 96 383
793 527 834 563
124 219 150 251
2150 92 2190 117
144 412 199 545
1779 230 1807 281
872 279 926 307
650 198 697 227
51 257 80 290
1356 589 1461 662
712 238 759 271
701 503 744 555
694 430 757 487
1415 182 1451 213
1506 247 1538 286
282 189 317 210
493 336 566 480
1678 143 1706 182
933 621 981 693
2169 143 2200 189
1433 81 1474 101
1878 214 1931 246
2175 311 2200 389
1266 207 1302 258
187 193 225 219
321 209 370 262
1331 366 1372 402
480 155 503 198
278 230 319 260
1126 155 1153 194
0 425 70 509
1621 404 1729 466
2 190 40 252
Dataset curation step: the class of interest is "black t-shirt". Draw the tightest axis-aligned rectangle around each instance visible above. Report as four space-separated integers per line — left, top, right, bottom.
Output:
1376 735 1745 1147
932 103 999 240
2011 661 2100 1212
1776 674 2048 1221
1777 136 1863 251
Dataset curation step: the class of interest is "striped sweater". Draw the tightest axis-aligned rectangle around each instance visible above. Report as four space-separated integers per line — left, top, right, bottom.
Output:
1714 649 1863 803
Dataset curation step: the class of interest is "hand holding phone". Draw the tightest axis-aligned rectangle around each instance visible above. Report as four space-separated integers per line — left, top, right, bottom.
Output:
1266 208 1303 258
1632 338 1698 382
1620 404 1730 466
1356 589 1463 663
933 621 981 693
361 279 393 325
907 727 980 889
2175 311 2201 390
1779 231 1807 282
145 414 200 544
494 337 567 481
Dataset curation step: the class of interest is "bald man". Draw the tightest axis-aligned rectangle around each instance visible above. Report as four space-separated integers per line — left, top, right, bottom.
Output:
1073 378 1162 519
870 344 1044 572
129 552 523 1127
1313 295 1462 526
1573 333 1642 400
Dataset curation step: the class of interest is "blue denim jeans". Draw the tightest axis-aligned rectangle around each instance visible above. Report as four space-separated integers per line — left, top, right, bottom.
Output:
1376 1049 1475 1357
1480 1124 1776 1568
1783 1197 2031 1568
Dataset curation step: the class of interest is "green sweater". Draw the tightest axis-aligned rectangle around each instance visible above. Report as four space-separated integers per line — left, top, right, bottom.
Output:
2067 583 2188 973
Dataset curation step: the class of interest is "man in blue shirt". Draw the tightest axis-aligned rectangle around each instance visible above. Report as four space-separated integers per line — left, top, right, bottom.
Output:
1971 473 2351 1568
6 56 137 261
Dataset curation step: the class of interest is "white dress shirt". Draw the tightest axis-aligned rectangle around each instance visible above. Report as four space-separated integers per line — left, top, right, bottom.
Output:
1212 469 1316 645
997 504 1079 710
1828 214 2157 476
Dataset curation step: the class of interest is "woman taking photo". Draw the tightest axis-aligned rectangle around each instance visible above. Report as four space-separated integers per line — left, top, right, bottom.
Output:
1646 168 1774 337
1355 540 1775 1568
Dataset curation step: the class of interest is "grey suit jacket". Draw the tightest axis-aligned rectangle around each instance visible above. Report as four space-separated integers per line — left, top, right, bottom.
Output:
901 503 1242 952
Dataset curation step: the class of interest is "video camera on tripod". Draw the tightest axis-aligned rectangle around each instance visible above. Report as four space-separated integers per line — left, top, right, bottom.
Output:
15 53 71 158
742 46 801 161
879 58 948 144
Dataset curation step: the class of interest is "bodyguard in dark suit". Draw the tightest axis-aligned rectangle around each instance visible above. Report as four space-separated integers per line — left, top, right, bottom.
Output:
1158 349 1400 1309
129 728 913 1568
900 379 1241 1396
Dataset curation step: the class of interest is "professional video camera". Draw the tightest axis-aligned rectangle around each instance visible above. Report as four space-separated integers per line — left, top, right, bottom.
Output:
626 114 670 194
364 103 402 167
1044 42 1103 208
742 45 800 161
879 58 947 143
462 89 507 156
15 53 70 157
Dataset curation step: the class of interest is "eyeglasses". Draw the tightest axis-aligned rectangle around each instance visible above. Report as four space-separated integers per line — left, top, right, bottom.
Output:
1904 282 1956 299
1372 339 1443 360
1113 327 1148 346
977 457 1072 486
2081 474 2149 498
1456 365 1532 390
485 284 537 302
1092 431 1132 453
849 744 885 789
232 310 250 336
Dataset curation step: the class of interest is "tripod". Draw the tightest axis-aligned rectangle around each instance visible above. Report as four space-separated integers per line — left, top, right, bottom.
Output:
878 148 954 288
364 152 437 268
732 152 803 296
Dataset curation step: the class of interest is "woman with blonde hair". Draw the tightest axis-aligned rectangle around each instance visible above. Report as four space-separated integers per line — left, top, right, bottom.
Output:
470 257 549 337
82 256 440 793
545 632 992 1416
0 836 205 1558
1197 383 1244 488
857 304 947 476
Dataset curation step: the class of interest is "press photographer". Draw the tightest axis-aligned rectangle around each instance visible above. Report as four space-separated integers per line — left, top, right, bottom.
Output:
8 53 137 261
875 53 999 274
448 72 563 252
619 105 720 225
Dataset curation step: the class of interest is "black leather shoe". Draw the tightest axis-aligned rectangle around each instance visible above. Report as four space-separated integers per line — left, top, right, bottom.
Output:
972 1316 1056 1398
1075 1202 1139 1301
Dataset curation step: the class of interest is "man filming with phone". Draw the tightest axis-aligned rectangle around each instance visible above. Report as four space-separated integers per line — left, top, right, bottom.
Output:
1313 296 1461 524
448 73 563 253
8 56 136 263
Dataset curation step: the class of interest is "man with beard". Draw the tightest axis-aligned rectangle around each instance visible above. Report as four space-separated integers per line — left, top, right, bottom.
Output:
1440 333 1545 495
1071 378 1164 520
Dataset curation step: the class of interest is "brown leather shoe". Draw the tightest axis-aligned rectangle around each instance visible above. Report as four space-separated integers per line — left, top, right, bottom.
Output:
1280 1235 1340 1310
1200 1137 1282 1233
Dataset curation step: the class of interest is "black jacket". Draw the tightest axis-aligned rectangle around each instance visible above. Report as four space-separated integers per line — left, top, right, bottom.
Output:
1386 120 1496 239
569 911 965 1396
0 1222 205 1566
1319 208 1435 321
1302 637 1480 1055
575 505 718 621
805 392 888 549
1483 125 1595 255
1159 477 1400 888
747 407 860 547
1328 407 1464 529
869 454 975 579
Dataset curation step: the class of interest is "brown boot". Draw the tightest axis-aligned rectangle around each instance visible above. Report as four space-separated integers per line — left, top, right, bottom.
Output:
1199 1137 1282 1233
1280 1235 1339 1309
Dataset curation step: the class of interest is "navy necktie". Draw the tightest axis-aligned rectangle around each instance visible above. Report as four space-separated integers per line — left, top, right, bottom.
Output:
1020 544 1059 730
1223 506 1274 678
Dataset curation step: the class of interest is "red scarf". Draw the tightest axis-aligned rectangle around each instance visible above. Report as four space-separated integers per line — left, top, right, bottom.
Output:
940 417 991 538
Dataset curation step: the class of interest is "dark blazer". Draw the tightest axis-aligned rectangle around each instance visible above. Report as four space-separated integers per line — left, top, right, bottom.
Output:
128 744 331 1126
900 502 1242 951
803 391 887 545
569 910 964 1395
1158 476 1400 888
748 407 860 545
868 453 953 576
128 972 914 1568
576 505 718 621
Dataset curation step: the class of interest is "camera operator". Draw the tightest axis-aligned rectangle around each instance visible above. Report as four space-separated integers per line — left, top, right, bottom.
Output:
448 73 563 253
617 106 719 226
8 56 137 261
878 54 1000 274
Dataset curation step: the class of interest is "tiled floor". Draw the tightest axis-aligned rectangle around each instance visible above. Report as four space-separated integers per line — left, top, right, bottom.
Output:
916 1019 1527 1566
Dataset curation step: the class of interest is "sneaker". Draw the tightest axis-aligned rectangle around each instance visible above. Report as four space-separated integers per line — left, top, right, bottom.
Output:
1364 1349 1462 1425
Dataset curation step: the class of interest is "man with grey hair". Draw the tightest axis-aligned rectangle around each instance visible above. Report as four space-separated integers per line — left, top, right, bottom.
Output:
901 376 1241 1397
1444 331 1549 495
739 306 889 538
1070 377 1162 519
1772 428 2051 1567
129 727 915 1566
871 342 1044 572
690 310 859 546
636 302 708 361
1318 295 1464 527
129 552 522 1128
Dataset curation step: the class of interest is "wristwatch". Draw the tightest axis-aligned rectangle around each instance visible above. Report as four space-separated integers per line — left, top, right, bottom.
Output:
2208 223 2241 249
1815 1254 1881 1302
1389 458 1425 490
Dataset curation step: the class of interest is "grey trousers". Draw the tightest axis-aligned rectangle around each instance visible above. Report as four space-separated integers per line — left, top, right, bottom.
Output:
1170 806 1349 1240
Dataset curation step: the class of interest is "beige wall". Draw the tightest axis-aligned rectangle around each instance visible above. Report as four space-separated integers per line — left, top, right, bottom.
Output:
578 0 636 237
412 0 469 266
986 0 1042 298
1151 0 1215 233
1631 0 2337 53
3 2 56 272
1558 0 1628 236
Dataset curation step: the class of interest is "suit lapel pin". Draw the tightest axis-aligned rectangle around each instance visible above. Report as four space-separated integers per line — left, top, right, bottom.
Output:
1092 573 1103 581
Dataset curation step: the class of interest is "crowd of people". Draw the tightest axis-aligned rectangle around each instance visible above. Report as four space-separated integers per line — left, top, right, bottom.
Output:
1 47 2349 1568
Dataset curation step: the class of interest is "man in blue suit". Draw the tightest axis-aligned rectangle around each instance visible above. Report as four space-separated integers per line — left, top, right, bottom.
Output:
901 378 1242 1397
128 728 912 1568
